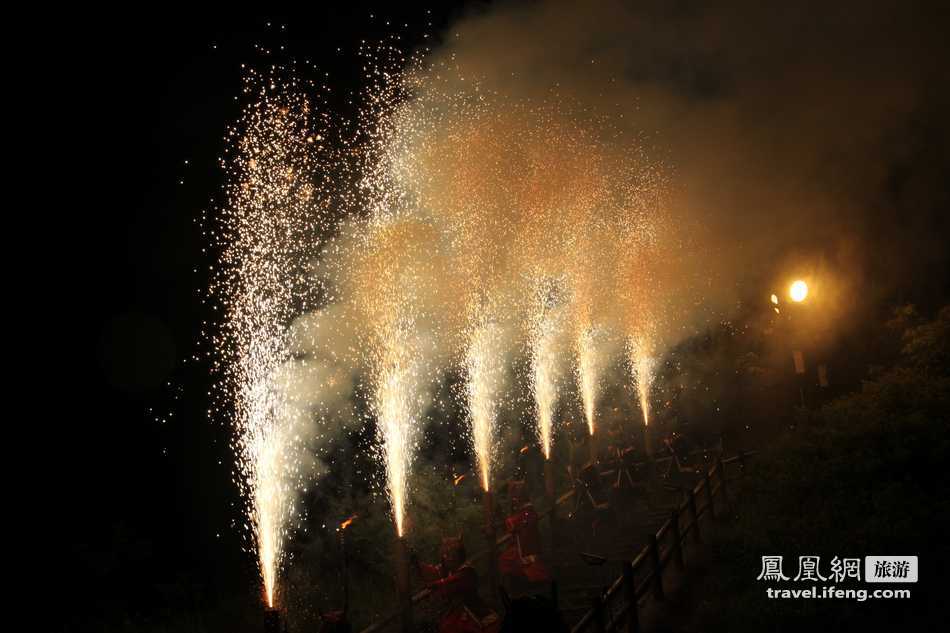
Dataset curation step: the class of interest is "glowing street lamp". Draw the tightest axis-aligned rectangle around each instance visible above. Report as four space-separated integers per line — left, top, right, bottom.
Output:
789 280 808 303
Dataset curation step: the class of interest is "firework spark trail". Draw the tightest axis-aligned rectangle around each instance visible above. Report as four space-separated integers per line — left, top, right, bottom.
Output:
628 335 656 426
370 312 424 537
465 320 505 491
529 292 565 460
213 71 329 607
576 324 604 437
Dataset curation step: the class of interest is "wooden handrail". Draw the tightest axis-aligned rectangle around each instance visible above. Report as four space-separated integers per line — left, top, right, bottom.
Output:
570 450 755 633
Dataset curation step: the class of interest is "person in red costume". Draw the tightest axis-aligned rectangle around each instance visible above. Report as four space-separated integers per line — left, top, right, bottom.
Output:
413 536 500 633
499 480 551 588
317 609 350 633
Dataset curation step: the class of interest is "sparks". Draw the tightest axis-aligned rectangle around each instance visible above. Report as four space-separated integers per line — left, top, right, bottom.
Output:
211 69 330 608
530 286 566 460
628 335 656 427
575 324 605 437
465 320 505 491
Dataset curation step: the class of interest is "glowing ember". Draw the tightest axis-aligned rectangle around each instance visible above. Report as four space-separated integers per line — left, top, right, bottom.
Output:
340 515 359 531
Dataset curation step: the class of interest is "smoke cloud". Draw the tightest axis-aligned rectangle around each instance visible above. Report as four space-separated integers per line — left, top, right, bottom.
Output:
287 0 949 499
427 0 948 312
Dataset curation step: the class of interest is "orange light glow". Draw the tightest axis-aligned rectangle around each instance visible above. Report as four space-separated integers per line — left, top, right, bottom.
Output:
790 280 808 302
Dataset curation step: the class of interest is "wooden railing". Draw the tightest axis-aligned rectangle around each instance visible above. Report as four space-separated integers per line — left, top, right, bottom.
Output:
570 452 753 633
358 449 752 633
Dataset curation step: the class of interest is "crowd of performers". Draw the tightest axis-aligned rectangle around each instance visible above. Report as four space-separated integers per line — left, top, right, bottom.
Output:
311 417 723 633
387 419 723 633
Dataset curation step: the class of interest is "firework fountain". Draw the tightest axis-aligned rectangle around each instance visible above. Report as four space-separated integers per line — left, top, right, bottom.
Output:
530 308 563 463
370 312 424 538
628 333 657 456
463 315 506 597
465 319 505 493
575 321 608 461
215 74 327 609
362 276 427 633
628 336 656 427
525 278 568 507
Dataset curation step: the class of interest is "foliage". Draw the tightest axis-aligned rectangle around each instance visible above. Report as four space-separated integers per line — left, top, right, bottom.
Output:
684 305 950 631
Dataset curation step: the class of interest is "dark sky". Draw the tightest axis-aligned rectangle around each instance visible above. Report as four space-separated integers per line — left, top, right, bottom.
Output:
54 0 948 624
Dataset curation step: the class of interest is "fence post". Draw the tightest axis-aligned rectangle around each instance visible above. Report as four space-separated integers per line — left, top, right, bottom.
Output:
717 456 730 512
622 561 639 633
704 468 716 520
687 489 702 544
484 490 500 604
394 536 414 633
591 590 607 633
648 533 665 601
670 510 685 571
545 458 559 565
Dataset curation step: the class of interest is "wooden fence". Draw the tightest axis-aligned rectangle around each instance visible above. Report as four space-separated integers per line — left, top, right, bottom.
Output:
570 452 752 633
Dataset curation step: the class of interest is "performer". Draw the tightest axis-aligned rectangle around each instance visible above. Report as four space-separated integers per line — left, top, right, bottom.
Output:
317 609 350 633
603 422 626 465
663 429 704 475
614 445 649 492
413 536 500 633
499 481 551 586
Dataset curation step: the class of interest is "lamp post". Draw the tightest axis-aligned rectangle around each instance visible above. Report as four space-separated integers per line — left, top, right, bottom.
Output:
773 279 811 407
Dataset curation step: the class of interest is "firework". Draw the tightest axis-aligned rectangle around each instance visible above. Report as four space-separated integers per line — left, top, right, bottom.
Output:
575 324 606 437
465 320 505 491
628 335 656 427
370 313 424 537
213 70 328 607
529 284 566 460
